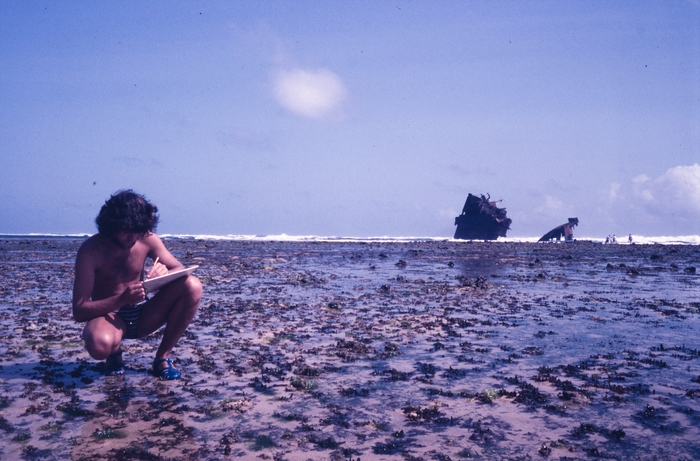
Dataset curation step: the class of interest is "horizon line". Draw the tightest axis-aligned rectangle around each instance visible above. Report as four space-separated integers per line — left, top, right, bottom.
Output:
1 233 698 245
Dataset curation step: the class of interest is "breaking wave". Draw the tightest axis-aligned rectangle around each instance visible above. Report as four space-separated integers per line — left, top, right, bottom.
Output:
1 233 698 245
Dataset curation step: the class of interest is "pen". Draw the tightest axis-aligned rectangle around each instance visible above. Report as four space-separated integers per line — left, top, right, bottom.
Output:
147 257 160 280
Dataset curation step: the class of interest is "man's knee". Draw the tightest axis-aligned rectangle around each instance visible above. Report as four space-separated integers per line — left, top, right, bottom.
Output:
83 331 118 360
82 319 121 360
184 276 202 303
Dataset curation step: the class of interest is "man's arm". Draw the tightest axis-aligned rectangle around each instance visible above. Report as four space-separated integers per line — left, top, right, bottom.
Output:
72 242 145 322
144 234 185 279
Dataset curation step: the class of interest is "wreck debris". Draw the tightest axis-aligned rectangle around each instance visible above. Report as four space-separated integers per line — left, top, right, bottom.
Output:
539 218 579 242
454 193 512 240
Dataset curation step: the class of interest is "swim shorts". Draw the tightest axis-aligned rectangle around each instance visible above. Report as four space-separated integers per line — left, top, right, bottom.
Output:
116 301 147 339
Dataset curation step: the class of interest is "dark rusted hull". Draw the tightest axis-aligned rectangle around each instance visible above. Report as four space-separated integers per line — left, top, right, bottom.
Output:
454 193 511 240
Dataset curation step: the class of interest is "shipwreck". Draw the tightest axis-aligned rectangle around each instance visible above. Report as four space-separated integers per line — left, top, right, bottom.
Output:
454 193 512 240
538 218 579 242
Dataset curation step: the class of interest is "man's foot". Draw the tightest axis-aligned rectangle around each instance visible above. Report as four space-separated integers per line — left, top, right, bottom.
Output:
106 350 125 376
152 358 181 380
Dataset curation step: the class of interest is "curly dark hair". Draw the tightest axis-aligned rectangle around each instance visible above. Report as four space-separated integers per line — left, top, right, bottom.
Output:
95 190 159 237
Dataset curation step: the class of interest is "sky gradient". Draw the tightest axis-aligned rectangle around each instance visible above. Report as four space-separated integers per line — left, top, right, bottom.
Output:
1 1 699 238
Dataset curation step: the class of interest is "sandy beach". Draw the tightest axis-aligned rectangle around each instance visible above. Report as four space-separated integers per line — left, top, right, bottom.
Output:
1 237 699 460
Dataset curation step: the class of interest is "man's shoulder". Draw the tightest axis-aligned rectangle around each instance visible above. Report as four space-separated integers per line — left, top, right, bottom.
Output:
75 235 107 269
141 232 165 247
77 234 102 252
76 234 110 259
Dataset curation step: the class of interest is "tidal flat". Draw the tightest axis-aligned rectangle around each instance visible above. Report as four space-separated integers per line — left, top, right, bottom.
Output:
0 238 699 460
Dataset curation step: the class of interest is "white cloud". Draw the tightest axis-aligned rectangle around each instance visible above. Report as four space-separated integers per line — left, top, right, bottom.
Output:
534 195 568 218
632 164 700 215
607 182 621 200
273 68 347 119
632 174 650 184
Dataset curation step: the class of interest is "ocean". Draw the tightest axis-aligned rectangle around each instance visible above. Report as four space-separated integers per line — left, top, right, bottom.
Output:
1 233 699 245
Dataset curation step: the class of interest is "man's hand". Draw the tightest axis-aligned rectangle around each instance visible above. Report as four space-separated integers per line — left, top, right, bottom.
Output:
146 260 168 279
120 282 146 305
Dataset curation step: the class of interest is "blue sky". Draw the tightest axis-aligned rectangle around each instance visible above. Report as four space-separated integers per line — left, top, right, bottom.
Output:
1 1 699 238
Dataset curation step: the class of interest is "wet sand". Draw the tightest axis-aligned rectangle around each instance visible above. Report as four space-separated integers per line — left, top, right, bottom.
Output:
1 238 699 460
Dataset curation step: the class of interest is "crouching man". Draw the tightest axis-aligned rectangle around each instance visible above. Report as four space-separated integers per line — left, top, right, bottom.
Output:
72 190 201 379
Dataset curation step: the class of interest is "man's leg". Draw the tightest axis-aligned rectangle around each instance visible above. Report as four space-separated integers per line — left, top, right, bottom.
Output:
136 275 202 374
82 314 126 375
82 314 125 360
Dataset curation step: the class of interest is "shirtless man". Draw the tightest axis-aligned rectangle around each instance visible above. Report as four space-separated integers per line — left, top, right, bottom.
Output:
72 190 202 379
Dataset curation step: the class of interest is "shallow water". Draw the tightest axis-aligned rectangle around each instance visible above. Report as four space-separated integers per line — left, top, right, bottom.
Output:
0 238 699 460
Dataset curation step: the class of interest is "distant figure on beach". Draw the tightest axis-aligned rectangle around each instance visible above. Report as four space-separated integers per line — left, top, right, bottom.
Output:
605 235 610 244
72 190 202 379
628 234 633 244
612 234 617 244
